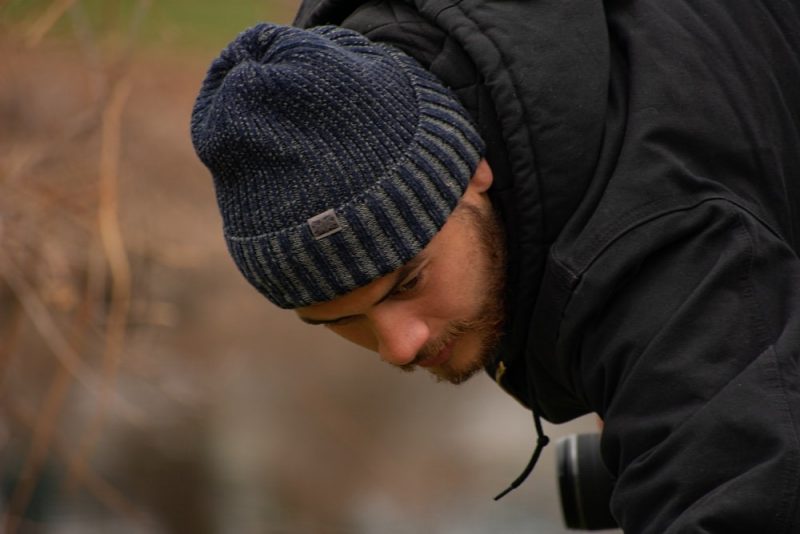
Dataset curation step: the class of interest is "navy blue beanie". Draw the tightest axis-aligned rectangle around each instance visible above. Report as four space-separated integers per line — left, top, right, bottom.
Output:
191 23 484 308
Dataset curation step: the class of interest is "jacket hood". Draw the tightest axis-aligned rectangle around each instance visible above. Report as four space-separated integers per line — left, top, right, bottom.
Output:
295 0 609 409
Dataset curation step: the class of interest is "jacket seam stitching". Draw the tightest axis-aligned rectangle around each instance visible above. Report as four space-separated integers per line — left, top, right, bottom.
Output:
736 215 800 533
553 195 785 280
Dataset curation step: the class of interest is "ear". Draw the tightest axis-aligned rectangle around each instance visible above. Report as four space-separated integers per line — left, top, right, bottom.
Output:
469 159 493 193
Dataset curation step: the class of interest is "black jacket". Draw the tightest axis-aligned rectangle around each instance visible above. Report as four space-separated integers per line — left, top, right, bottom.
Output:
295 1 800 531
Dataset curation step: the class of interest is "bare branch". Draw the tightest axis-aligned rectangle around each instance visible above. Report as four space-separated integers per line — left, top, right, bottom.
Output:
67 74 133 491
0 252 138 416
3 367 73 534
0 295 25 389
1 238 106 533
26 0 78 48
3 398 146 523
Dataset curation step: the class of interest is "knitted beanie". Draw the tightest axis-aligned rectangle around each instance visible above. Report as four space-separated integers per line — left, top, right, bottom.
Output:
191 23 484 308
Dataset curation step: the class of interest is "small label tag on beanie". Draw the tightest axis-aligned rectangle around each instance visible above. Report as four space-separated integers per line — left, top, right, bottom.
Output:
308 209 342 239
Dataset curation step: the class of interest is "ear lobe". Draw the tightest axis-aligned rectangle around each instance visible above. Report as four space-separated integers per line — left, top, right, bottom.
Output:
470 159 493 193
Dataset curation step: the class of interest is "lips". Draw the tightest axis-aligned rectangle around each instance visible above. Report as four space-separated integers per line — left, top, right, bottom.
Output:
418 339 455 368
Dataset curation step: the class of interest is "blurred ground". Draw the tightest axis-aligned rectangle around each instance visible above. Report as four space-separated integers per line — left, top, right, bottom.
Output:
0 2 611 533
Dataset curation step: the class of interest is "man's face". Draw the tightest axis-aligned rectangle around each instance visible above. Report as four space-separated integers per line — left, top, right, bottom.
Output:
296 161 506 384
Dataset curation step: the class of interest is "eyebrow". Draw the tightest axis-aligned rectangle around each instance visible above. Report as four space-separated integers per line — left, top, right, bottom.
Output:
298 254 427 326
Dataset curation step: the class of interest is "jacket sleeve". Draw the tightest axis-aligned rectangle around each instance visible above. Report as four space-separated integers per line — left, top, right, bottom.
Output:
570 202 800 533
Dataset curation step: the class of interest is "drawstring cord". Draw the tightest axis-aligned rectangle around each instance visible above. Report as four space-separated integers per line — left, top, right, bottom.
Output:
494 409 550 500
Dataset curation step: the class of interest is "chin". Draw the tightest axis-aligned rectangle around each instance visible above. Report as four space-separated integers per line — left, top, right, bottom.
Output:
434 326 504 385
431 367 481 385
430 348 485 384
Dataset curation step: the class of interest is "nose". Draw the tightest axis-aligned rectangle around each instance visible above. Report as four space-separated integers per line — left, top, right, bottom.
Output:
370 305 430 367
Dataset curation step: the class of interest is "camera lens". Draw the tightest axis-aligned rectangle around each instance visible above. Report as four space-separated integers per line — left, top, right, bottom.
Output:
556 433 618 530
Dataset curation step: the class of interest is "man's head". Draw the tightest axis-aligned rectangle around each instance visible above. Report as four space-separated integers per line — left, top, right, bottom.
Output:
297 160 507 383
191 23 505 382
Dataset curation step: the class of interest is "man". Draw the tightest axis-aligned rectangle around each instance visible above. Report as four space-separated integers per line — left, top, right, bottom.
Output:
191 0 800 531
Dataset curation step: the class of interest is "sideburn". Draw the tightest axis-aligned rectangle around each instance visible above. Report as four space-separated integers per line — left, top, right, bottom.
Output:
432 199 508 383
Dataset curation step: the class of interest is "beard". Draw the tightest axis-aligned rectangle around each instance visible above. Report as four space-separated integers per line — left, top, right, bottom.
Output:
399 200 507 385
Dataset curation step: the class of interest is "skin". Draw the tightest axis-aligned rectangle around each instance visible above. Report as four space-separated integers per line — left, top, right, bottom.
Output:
296 160 508 384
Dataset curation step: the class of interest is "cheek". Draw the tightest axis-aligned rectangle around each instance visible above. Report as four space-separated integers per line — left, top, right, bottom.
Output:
424 264 483 319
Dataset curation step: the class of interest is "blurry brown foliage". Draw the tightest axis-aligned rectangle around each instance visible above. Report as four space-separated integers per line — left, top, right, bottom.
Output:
0 1 159 531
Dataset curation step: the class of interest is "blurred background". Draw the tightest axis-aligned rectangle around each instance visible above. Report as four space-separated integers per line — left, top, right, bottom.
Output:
0 1 606 532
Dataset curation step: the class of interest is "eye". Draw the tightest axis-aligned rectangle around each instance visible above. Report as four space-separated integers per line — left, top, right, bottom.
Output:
325 316 358 328
392 271 423 297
